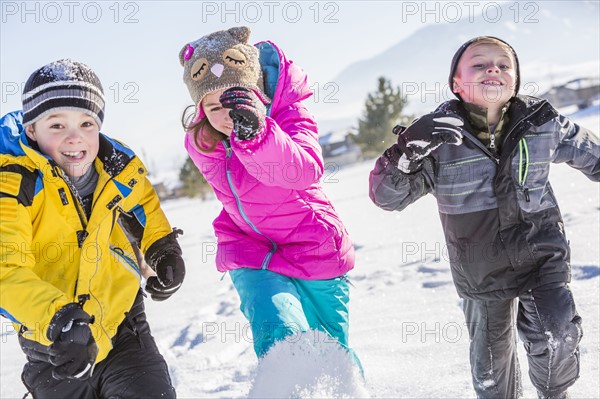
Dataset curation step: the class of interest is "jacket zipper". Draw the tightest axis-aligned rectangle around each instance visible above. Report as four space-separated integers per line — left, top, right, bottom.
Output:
54 165 114 349
500 101 548 204
223 140 278 269
461 100 548 171
461 131 499 164
53 165 88 229
518 138 530 202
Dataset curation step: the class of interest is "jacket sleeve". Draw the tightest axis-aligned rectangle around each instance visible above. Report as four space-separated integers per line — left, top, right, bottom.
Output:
229 102 324 190
118 159 175 255
369 143 435 211
0 177 69 344
552 114 600 181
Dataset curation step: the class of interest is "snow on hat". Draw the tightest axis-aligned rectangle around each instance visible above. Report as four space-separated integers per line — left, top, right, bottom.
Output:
179 26 269 115
22 59 105 127
448 36 520 101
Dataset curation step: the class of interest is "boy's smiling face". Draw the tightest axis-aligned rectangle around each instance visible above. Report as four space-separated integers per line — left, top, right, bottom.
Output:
452 43 517 110
25 110 100 177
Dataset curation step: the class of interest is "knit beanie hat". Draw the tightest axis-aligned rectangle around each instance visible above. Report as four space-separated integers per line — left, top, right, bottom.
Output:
179 26 269 115
22 59 105 127
448 36 520 101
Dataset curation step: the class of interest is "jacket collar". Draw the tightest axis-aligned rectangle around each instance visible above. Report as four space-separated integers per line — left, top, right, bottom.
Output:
506 95 558 129
438 95 557 131
462 102 510 133
96 134 136 178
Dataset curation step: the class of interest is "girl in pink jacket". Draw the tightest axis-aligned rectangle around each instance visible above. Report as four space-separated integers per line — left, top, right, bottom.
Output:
178 27 357 360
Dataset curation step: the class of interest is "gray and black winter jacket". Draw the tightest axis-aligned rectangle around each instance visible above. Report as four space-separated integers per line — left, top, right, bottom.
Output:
369 95 600 300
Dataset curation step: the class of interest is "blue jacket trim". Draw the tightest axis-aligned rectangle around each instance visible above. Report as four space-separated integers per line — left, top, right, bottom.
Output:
103 134 135 158
110 246 141 279
113 179 133 197
131 204 147 227
0 111 26 157
0 307 21 324
257 42 280 117
34 175 44 196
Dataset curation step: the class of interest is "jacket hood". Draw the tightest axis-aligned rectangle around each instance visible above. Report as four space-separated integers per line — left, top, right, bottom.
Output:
256 41 313 114
1 111 29 158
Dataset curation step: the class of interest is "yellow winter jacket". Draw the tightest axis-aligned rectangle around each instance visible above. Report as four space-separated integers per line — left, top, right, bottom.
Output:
0 111 174 363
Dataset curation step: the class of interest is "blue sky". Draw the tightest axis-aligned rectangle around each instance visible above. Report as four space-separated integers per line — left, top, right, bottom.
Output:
0 0 572 172
0 1 435 171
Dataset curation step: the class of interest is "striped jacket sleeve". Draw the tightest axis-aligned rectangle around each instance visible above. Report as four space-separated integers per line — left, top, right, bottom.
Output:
369 143 435 212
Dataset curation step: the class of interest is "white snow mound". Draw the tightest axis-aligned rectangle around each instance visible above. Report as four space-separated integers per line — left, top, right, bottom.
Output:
248 330 368 399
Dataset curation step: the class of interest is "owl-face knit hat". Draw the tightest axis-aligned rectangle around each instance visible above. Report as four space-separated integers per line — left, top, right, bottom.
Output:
448 36 521 101
179 26 269 115
22 59 105 127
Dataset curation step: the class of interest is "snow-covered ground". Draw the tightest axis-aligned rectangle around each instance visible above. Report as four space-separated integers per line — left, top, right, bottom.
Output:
1 109 598 398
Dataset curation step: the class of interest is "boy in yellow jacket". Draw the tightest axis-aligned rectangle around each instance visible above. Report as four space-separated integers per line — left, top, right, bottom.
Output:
0 59 185 397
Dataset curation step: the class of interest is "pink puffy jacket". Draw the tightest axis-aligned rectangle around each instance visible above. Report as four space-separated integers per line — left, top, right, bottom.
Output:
184 41 354 279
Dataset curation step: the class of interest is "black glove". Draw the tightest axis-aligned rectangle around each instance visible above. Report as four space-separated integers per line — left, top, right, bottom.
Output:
394 113 464 173
144 229 186 301
19 333 54 362
46 303 98 381
219 87 266 140
145 252 186 301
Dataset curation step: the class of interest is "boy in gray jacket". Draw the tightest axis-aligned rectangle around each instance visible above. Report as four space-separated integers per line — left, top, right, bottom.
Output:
369 36 599 399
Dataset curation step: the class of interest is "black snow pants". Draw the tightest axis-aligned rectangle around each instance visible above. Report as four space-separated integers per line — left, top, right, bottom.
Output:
462 283 582 399
19 290 176 399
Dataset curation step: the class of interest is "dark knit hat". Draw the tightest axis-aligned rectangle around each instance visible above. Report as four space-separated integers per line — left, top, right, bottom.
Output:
179 26 269 115
22 59 105 127
448 36 520 101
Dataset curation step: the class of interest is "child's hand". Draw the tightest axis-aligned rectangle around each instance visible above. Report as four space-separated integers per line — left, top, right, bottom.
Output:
46 303 98 380
396 114 464 164
145 252 186 301
220 87 266 140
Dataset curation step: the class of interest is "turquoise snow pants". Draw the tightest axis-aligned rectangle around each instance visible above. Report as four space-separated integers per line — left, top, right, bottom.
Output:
229 268 354 358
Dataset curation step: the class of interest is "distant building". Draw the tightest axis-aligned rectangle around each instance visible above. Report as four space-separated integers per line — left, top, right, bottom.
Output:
318 130 363 166
147 170 183 201
540 77 600 109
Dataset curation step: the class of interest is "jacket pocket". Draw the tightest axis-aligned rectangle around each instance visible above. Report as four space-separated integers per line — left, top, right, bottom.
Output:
499 224 537 269
449 235 515 291
110 246 142 281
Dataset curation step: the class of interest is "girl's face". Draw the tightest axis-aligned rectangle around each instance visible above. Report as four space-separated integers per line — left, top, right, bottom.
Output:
452 43 517 110
202 88 233 136
25 110 100 177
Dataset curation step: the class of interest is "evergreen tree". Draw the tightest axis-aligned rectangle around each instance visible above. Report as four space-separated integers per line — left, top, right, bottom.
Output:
178 157 213 200
355 77 410 158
